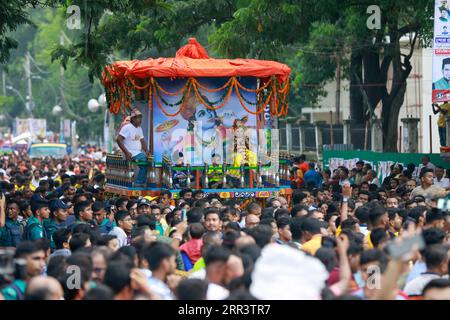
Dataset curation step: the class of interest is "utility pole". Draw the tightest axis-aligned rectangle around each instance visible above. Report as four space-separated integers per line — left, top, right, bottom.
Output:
24 52 33 116
57 32 82 122
2 69 5 95
59 32 65 113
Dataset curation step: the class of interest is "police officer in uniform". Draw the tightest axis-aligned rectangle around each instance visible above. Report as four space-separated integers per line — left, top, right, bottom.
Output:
44 199 70 250
0 201 24 247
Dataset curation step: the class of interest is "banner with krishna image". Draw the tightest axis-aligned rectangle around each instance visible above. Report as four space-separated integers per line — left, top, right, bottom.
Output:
152 77 259 166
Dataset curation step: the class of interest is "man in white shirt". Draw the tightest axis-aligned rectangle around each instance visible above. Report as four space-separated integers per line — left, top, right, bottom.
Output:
108 211 133 247
116 108 150 187
362 169 380 188
93 150 103 161
404 245 449 297
418 155 436 175
0 169 9 182
141 242 178 300
410 168 449 202
66 164 76 176
338 167 350 186
434 166 450 190
30 169 43 190
204 245 231 300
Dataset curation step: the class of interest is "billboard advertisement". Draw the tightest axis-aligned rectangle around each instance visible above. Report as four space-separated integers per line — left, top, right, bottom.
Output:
152 77 258 165
63 119 71 138
433 0 450 102
14 118 47 142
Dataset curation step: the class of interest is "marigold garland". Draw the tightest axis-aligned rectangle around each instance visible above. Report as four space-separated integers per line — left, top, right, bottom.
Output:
191 77 233 92
106 76 289 117
128 77 152 90
192 79 234 111
148 85 153 111
153 78 190 96
233 78 268 115
234 77 272 93
154 81 192 117
154 83 188 107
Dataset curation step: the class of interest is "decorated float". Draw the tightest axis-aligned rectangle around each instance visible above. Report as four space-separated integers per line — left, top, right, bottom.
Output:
102 38 293 203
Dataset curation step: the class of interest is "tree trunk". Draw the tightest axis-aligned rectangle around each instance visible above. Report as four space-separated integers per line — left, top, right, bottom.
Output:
362 50 383 111
382 81 406 152
381 24 413 152
350 50 364 122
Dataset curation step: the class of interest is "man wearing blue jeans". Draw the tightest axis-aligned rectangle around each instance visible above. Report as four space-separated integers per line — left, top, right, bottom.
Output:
117 108 150 187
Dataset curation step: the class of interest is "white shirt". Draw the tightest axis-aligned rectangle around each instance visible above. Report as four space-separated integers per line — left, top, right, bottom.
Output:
406 261 426 284
139 268 153 287
147 276 174 300
31 177 41 189
434 177 450 189
108 227 128 247
418 162 436 174
207 283 229 300
370 178 381 188
403 273 441 296
410 185 446 201
93 151 103 161
189 268 206 280
119 123 144 157
359 225 369 236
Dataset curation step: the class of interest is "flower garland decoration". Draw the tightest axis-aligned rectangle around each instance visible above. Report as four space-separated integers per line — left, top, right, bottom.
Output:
104 75 289 117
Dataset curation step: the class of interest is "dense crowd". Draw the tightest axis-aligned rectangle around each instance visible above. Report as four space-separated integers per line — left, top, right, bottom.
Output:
0 151 449 300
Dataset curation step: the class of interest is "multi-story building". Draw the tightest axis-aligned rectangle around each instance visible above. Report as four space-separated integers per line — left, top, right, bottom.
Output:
299 43 438 154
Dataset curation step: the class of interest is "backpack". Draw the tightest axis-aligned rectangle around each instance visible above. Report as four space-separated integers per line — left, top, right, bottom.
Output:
98 220 114 235
23 222 45 241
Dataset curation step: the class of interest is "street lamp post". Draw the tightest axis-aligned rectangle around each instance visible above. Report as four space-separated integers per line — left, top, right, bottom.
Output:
88 94 112 152
88 98 100 113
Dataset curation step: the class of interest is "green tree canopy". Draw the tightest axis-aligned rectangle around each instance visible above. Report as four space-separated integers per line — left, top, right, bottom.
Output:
0 0 435 151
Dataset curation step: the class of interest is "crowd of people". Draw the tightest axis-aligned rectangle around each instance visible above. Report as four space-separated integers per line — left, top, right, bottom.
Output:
0 150 449 301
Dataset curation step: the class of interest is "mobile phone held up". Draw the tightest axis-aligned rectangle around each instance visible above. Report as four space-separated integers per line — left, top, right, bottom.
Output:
386 234 425 260
182 208 187 222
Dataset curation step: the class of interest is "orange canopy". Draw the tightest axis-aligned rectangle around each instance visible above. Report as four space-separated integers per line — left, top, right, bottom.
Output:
103 38 291 84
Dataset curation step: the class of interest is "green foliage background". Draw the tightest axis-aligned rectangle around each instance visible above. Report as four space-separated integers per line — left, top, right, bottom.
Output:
0 0 435 150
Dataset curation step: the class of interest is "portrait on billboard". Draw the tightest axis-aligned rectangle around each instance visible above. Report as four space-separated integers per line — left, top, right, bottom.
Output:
433 57 450 90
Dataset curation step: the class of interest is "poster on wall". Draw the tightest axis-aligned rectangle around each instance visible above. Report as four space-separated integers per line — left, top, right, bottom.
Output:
152 77 258 165
29 119 46 141
15 119 29 136
63 119 71 139
433 0 450 102
15 118 47 142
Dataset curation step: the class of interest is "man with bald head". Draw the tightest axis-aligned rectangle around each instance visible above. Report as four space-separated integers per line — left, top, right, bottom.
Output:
245 214 260 229
235 234 256 248
25 276 64 300
276 196 289 209
225 254 244 285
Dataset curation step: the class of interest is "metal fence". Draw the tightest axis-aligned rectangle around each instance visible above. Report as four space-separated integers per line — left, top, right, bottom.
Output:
277 122 372 153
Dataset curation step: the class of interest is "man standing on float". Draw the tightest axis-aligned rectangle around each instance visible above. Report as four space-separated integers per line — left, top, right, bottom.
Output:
117 108 151 187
